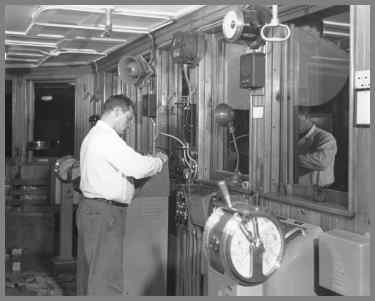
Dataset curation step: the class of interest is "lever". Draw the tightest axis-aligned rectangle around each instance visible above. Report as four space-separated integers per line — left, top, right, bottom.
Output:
217 180 233 209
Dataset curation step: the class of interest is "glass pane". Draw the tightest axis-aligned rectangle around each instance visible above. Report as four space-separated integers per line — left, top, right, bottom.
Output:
222 109 249 175
218 42 250 176
290 6 350 191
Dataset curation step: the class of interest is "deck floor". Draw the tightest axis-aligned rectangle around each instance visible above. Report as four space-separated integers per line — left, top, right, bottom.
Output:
6 254 76 296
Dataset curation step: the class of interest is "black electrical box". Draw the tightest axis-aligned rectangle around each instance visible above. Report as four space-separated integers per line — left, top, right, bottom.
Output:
240 52 265 89
142 94 157 118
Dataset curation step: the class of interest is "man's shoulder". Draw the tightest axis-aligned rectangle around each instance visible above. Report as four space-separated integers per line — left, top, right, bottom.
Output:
83 126 109 146
313 126 336 143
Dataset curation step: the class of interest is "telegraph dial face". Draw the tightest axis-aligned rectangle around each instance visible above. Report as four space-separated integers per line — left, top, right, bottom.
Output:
204 205 285 286
224 213 284 285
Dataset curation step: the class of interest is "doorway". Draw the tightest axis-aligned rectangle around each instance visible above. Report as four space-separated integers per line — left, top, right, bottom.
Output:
33 82 75 158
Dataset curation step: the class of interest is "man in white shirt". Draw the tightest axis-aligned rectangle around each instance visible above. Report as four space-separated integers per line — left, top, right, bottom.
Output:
295 107 337 187
76 95 168 295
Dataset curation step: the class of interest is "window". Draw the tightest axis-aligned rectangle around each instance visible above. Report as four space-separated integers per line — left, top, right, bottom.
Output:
280 6 351 211
222 109 249 174
214 42 250 177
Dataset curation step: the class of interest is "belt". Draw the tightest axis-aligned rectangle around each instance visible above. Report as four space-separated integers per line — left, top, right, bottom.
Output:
86 197 128 208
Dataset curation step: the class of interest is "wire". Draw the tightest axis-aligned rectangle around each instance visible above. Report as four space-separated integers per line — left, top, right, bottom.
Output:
229 128 240 172
182 64 193 105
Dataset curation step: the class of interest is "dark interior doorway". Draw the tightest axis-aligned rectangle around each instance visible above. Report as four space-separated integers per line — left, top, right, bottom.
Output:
33 82 75 157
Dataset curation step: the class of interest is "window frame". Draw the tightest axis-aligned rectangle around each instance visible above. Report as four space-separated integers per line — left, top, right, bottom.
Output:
208 36 253 183
268 5 355 217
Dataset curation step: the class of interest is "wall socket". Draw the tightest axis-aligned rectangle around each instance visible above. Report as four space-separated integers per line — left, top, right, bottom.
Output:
354 70 370 89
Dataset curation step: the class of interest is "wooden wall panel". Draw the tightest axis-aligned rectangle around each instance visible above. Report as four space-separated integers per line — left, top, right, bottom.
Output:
74 73 95 158
12 77 28 162
350 5 371 232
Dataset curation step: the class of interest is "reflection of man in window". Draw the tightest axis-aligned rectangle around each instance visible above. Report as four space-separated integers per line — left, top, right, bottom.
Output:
296 107 337 187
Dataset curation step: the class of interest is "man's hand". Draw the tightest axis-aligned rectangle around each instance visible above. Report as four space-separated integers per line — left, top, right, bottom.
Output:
155 152 168 164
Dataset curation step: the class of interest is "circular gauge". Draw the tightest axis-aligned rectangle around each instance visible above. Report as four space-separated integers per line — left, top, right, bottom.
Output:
222 8 245 42
203 204 285 286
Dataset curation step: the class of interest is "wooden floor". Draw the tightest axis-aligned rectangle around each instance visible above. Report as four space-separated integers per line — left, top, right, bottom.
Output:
5 254 76 296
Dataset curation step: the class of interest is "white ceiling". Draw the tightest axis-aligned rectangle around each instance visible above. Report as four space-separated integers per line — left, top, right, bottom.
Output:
5 5 206 69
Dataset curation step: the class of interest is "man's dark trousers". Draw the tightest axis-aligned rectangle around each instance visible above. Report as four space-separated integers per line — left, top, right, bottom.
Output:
76 197 127 295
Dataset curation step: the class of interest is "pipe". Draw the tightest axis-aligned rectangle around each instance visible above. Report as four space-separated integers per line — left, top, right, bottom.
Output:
322 20 350 28
176 225 181 295
105 8 113 28
151 118 157 154
147 33 156 67
197 228 202 295
186 228 191 295
187 148 197 176
272 5 279 25
183 64 193 105
322 29 350 38
183 229 187 296
193 228 198 296
33 21 149 34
